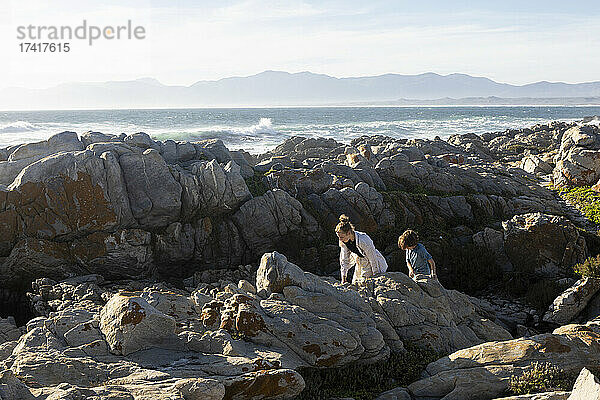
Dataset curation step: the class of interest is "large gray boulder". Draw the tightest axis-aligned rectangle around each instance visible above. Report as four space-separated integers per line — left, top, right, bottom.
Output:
543 278 600 325
99 293 176 355
176 159 251 220
408 320 600 400
0 131 84 185
553 125 600 187
503 213 588 278
119 148 182 228
256 251 510 355
232 190 320 259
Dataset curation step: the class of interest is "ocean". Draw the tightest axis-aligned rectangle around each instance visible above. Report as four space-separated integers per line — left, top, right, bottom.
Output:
1 106 600 154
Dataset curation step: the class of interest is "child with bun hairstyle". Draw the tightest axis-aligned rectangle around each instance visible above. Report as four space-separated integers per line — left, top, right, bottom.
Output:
336 214 388 285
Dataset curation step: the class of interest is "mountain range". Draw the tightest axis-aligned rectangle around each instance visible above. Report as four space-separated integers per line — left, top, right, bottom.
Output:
2 71 600 110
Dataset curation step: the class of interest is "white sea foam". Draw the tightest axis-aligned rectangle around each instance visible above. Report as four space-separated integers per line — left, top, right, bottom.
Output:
0 108 598 153
0 121 39 134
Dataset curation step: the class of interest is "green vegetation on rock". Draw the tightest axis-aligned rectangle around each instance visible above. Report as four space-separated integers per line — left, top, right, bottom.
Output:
573 254 600 278
508 361 576 395
295 343 442 400
554 186 600 224
244 171 270 197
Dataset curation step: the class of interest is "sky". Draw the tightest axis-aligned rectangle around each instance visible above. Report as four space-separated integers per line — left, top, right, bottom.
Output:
1 0 599 89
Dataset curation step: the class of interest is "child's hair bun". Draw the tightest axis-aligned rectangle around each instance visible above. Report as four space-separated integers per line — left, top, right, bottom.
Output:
339 214 350 223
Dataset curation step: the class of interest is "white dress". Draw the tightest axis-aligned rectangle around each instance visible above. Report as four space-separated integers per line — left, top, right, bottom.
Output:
339 230 388 284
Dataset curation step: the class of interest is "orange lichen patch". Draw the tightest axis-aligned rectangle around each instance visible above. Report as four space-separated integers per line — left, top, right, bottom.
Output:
223 369 301 400
287 332 294 338
12 173 117 240
202 309 221 328
358 144 372 160
235 308 266 337
315 353 343 367
220 315 235 331
201 217 212 234
70 231 110 262
302 343 325 358
539 337 571 354
302 343 344 367
441 154 465 165
121 301 146 325
220 295 264 336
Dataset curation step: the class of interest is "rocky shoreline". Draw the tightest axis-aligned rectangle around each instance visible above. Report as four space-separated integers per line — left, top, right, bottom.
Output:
2 119 600 399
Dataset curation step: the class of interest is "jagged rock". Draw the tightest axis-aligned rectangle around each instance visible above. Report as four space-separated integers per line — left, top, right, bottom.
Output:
119 148 182 227
3 248 518 400
256 252 510 355
99 293 176 355
265 167 352 197
503 213 588 278
123 132 160 151
222 369 305 399
473 228 504 254
569 367 600 400
408 319 600 400
80 130 122 147
238 280 256 294
305 183 395 233
176 159 251 220
260 136 343 163
544 278 600 325
195 139 232 163
0 131 84 185
231 189 320 260
553 125 600 187
254 156 294 173
520 154 553 175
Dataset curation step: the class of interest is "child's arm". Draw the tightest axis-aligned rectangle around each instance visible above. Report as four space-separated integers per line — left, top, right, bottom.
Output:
407 262 414 278
428 258 437 278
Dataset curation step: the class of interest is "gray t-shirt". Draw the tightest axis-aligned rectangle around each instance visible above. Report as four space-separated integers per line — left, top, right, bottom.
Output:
406 243 432 275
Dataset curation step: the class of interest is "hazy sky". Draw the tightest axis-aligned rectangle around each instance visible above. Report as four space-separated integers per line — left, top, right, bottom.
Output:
2 0 598 89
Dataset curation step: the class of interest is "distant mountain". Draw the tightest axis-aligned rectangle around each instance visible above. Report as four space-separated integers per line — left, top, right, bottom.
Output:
2 71 600 110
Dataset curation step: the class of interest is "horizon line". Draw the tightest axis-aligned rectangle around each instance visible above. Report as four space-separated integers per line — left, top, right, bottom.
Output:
3 70 600 92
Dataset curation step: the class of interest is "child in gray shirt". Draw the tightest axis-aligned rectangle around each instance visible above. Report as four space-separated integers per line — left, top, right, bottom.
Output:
398 229 437 280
